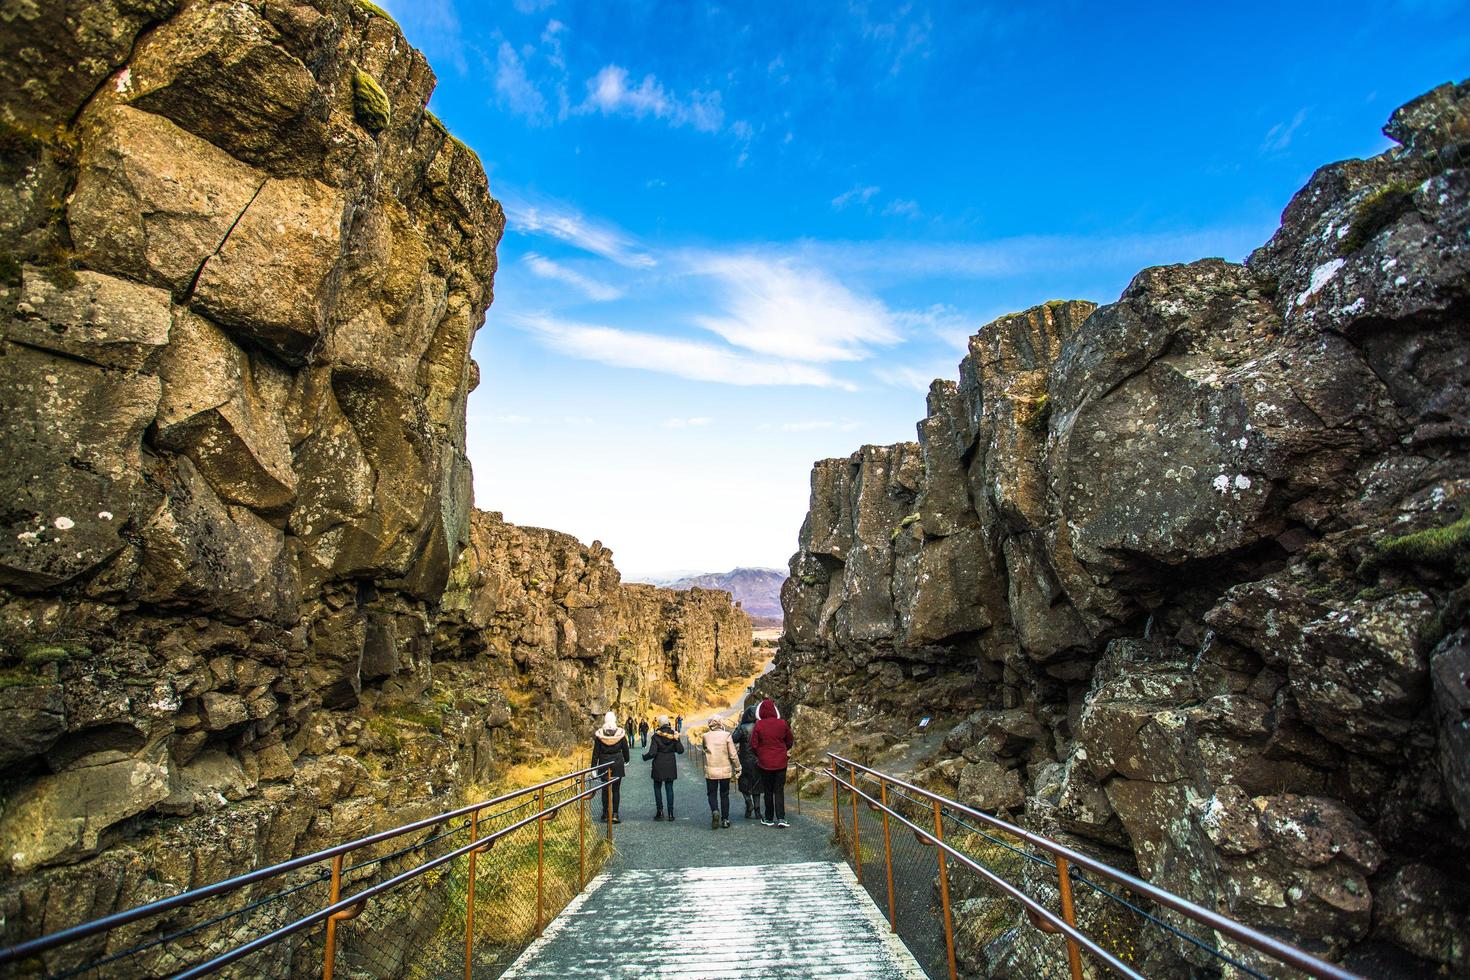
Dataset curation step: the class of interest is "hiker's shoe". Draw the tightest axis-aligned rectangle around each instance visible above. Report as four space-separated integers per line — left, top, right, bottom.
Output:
743 802 753 819
761 818 774 826
777 819 790 828
711 811 720 830
653 812 664 821
721 819 732 828
612 815 621 824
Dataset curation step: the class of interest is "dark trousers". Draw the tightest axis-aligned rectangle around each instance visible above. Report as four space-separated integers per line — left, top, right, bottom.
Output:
654 778 674 814
599 773 620 817
760 766 787 821
705 778 731 819
641 733 647 746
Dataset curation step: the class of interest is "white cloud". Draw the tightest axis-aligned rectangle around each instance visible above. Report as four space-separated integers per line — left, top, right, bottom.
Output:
522 253 623 301
1262 108 1308 153
502 192 656 268
494 41 548 122
894 304 975 351
883 198 922 219
686 254 901 363
661 417 713 428
832 185 880 210
874 365 944 392
513 314 857 390
578 65 725 133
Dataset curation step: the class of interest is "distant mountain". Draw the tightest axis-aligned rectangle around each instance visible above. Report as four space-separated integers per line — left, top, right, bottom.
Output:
660 567 787 622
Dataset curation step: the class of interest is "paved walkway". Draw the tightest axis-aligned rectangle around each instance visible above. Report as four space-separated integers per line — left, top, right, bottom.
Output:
499 739 925 978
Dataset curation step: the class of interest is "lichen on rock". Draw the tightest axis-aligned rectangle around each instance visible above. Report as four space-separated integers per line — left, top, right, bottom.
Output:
757 77 1470 976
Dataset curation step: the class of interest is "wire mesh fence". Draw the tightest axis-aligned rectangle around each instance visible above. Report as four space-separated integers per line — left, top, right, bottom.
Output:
825 756 1355 980
2 769 615 980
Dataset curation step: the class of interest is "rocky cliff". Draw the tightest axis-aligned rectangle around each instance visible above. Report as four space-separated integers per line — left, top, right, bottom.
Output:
434 510 755 759
761 81 1470 975
0 0 748 965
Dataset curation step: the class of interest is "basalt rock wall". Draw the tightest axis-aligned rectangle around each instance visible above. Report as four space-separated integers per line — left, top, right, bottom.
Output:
434 510 756 758
0 0 511 965
761 81 1470 975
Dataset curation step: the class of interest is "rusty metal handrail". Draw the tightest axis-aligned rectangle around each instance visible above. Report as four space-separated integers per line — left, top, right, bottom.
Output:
1 764 618 975
827 752 1360 980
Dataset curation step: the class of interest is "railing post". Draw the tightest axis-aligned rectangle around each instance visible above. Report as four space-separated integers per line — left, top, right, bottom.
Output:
464 809 479 980
879 779 897 933
606 773 614 842
535 786 546 935
1055 856 1084 980
323 853 343 980
850 763 863 883
577 773 587 892
830 761 840 839
932 799 957 980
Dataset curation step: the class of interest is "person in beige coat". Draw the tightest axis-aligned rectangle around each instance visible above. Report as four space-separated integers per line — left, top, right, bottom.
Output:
701 717 742 829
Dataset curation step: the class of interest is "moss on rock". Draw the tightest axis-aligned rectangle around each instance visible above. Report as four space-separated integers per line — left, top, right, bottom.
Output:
1375 514 1470 573
352 68 391 133
1339 181 1418 254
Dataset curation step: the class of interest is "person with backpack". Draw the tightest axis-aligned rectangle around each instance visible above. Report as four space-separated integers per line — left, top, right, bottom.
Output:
590 711 628 824
638 718 649 747
700 717 742 829
749 698 794 828
643 715 684 821
731 704 761 819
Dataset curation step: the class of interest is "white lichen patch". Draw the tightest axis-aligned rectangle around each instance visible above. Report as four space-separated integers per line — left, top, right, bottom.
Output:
52 516 74 530
1295 258 1345 307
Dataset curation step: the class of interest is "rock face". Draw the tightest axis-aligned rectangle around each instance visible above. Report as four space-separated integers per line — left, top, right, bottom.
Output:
434 511 756 758
0 2 752 966
760 80 1470 976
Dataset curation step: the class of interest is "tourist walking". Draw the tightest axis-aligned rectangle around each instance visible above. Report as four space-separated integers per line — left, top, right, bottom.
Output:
675 715 683 733
749 698 794 828
643 715 684 821
638 718 649 747
701 717 741 829
591 711 628 824
732 704 761 819
624 714 635 749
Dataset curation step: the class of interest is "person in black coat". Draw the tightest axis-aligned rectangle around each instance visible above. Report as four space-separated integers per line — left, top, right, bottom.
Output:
732 704 761 819
642 716 684 820
638 718 650 747
591 711 629 823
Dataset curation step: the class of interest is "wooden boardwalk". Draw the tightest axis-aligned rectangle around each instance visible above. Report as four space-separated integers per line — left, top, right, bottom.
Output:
500 861 927 979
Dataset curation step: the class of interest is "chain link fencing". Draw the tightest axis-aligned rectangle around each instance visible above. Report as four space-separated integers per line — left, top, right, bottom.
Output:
2 770 615 980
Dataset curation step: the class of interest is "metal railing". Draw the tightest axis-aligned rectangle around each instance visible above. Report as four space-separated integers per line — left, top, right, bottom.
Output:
825 753 1361 980
0 764 620 979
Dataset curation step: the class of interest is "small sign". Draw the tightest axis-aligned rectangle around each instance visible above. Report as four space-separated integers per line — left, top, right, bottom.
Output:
918 716 931 729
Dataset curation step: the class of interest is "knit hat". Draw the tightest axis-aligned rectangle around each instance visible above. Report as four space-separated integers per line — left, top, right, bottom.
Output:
603 711 618 731
657 714 671 727
706 717 724 731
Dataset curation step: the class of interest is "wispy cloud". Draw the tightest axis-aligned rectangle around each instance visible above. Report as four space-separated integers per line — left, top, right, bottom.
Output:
883 198 922 219
502 191 656 268
894 304 975 351
874 365 945 392
513 314 857 390
494 41 548 122
661 417 713 428
522 253 623 301
1262 108 1308 154
832 185 880 210
578 66 725 133
686 254 901 363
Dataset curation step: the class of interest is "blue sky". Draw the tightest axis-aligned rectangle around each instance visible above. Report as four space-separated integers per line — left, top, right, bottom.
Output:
378 0 1468 577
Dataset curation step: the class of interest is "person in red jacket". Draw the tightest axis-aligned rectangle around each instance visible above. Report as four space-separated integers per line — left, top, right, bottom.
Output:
748 698 794 827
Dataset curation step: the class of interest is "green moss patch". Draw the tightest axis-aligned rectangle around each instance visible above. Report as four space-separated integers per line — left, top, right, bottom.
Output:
1375 513 1470 573
380 701 445 733
890 513 921 540
352 68 391 133
352 0 394 20
1022 392 1051 433
1339 181 1418 255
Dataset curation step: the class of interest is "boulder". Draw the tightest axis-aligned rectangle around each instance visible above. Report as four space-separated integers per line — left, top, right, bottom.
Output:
0 759 170 873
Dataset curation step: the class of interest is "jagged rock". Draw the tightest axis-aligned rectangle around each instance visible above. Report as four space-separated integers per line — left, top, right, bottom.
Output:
957 759 1024 812
10 269 172 371
0 682 67 768
0 759 170 873
762 79 1470 973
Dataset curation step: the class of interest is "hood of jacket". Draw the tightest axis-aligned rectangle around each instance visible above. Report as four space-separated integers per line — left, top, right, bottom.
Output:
757 698 780 720
739 704 758 726
654 726 679 740
595 728 626 745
